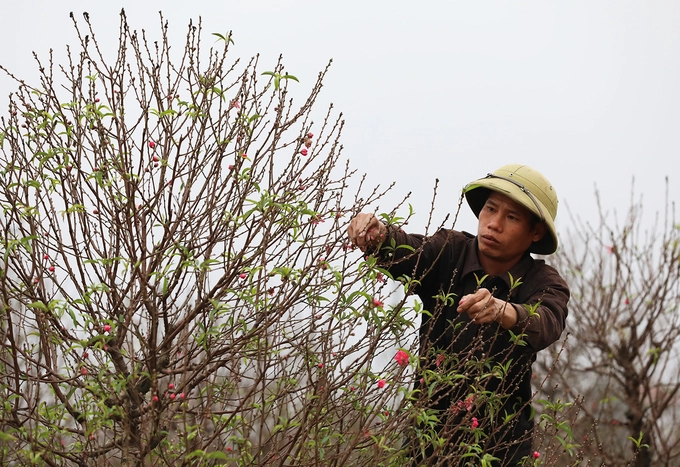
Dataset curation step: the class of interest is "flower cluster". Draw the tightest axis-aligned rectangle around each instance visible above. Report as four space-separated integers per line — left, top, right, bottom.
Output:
394 349 409 367
450 394 476 416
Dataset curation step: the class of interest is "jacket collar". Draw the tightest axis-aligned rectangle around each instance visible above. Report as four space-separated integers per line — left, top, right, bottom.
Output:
460 235 534 293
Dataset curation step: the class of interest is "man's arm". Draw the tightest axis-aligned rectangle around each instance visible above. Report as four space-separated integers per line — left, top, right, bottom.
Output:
507 270 569 351
457 267 569 351
347 213 450 283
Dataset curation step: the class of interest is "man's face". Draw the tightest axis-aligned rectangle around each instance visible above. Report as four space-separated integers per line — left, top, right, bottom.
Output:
477 192 546 269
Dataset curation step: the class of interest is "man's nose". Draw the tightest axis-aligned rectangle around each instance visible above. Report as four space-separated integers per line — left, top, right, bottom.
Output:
487 213 502 231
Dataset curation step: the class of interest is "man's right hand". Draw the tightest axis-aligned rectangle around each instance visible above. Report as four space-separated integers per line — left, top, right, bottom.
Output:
347 213 387 252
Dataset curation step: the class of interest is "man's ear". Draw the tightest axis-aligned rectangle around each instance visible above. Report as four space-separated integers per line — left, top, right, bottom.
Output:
531 222 547 243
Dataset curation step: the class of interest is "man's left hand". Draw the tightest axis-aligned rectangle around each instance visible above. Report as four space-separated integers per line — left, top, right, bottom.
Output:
457 289 517 329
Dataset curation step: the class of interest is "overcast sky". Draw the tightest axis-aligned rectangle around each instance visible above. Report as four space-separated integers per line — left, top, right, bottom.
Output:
2 0 679 241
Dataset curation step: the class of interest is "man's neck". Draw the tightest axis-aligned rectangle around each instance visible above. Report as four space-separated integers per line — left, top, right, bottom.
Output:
478 256 521 277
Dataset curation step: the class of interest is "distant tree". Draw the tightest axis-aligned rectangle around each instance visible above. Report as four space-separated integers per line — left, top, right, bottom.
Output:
536 185 680 467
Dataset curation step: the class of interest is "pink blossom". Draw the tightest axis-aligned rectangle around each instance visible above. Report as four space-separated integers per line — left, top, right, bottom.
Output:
239 273 247 279
148 141 156 148
300 148 308 156
307 132 314 138
533 451 540 459
394 349 409 367
228 164 234 170
606 245 614 254
103 324 111 333
464 394 475 410
372 297 383 307
377 379 386 388
436 353 445 368
471 417 479 429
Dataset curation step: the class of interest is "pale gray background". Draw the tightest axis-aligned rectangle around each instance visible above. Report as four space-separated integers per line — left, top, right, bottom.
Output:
2 1 679 239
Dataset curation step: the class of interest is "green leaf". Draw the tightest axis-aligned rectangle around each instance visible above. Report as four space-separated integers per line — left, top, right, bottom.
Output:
28 301 48 311
185 450 205 460
212 32 234 44
0 431 16 442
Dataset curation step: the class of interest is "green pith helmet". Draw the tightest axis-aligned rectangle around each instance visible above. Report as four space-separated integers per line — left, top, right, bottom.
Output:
463 164 559 255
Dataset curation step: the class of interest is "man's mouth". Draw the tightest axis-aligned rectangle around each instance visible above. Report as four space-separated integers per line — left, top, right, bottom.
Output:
481 234 500 245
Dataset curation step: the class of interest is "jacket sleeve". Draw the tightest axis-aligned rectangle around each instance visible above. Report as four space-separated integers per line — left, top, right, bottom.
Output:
509 265 570 351
370 226 454 286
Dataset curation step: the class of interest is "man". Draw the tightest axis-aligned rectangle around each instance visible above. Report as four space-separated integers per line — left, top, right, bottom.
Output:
347 164 569 466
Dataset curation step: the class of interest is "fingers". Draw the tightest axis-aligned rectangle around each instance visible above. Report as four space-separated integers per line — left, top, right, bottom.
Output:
347 213 385 251
458 289 497 324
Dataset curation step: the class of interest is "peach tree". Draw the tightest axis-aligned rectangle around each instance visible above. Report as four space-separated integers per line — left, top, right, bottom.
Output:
0 9 582 467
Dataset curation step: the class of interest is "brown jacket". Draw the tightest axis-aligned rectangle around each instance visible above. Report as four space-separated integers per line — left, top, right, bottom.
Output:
373 227 570 462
